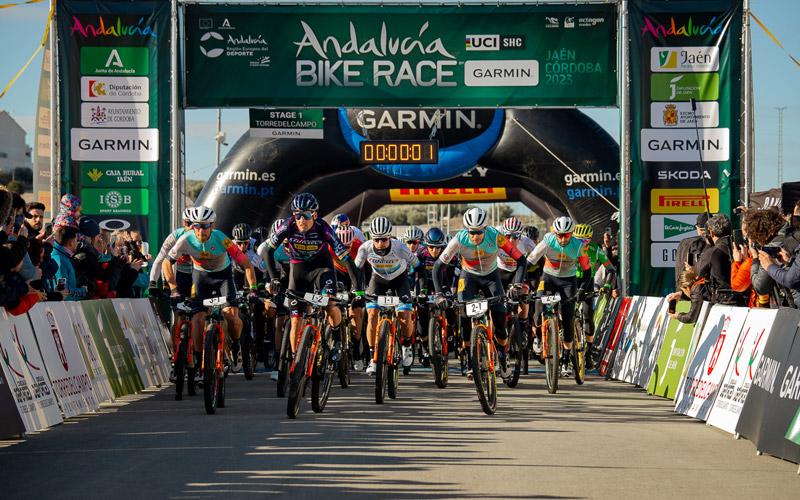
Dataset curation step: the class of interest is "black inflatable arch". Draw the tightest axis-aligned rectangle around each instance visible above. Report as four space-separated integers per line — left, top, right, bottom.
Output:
196 108 619 234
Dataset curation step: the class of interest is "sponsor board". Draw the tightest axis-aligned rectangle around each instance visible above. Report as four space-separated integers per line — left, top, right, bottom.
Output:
80 46 149 76
81 188 149 216
650 72 719 101
651 242 680 268
63 301 115 403
650 214 698 242
650 46 719 72
111 300 160 387
129 298 172 384
389 187 507 202
249 108 323 139
28 303 99 418
0 361 26 439
787 407 800 446
81 163 149 188
70 128 159 162
650 101 719 128
81 102 149 128
616 297 667 384
464 60 539 87
80 76 149 102
650 188 720 214
641 128 729 162
635 300 671 388
651 165 717 187
464 34 526 51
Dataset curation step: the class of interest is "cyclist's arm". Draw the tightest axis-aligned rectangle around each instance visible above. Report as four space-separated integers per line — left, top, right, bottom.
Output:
433 238 460 293
344 257 362 291
578 245 593 288
164 234 190 291
527 240 547 265
258 241 279 281
149 231 179 282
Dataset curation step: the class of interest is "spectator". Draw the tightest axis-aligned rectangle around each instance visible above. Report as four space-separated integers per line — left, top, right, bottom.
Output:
779 200 800 254
696 214 741 305
601 228 619 270
667 269 709 324
746 209 786 307
675 212 710 287
24 202 46 239
758 236 800 309
0 239 44 315
51 226 87 301
731 217 754 304
59 193 82 219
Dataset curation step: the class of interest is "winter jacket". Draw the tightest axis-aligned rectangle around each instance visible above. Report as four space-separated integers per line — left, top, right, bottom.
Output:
51 242 87 300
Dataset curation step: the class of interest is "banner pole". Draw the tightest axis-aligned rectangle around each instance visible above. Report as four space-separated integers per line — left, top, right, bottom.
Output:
48 0 59 214
170 0 181 228
742 0 753 206
619 0 630 296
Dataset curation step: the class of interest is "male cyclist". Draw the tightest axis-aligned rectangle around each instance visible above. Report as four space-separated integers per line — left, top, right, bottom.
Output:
403 226 425 257
163 206 258 377
150 207 194 298
573 223 618 368
331 213 366 242
260 193 359 361
497 217 536 351
264 220 291 381
527 216 592 376
356 217 419 376
231 223 268 372
330 225 367 371
432 208 527 379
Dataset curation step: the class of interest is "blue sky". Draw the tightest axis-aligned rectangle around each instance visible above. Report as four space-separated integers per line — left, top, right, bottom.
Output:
1 0 797 191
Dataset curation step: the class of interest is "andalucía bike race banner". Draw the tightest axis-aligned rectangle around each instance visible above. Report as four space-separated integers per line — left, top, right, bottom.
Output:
629 0 743 296
56 0 171 249
183 3 617 108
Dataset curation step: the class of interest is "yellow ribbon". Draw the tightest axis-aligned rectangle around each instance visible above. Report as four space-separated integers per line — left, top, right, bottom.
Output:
0 0 45 10
0 0 54 99
750 11 800 69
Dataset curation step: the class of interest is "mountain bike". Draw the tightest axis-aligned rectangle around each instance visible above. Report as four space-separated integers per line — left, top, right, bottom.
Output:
275 310 292 397
571 289 594 385
239 292 264 381
428 295 451 389
503 288 526 389
459 296 502 415
538 293 579 394
201 295 235 414
171 300 197 400
366 294 403 404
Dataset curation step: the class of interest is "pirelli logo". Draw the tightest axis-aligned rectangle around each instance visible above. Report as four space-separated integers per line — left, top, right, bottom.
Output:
650 188 719 214
389 187 507 202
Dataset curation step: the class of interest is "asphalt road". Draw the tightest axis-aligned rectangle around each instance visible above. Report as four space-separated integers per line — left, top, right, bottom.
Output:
1 366 797 499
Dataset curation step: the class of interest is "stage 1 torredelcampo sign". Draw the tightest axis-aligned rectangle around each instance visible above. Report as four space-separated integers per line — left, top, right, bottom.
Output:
249 109 324 139
184 3 617 108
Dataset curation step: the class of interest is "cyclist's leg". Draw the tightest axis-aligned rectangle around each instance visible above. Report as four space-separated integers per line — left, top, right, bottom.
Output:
190 268 208 352
313 268 343 341
364 273 385 358
219 266 242 341
557 276 578 350
485 272 509 349
394 274 414 343
287 262 309 353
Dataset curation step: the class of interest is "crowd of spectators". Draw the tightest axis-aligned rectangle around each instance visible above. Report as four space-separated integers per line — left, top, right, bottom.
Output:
669 199 800 323
0 188 153 315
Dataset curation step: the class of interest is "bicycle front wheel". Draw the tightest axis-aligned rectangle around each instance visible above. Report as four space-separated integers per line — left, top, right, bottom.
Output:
174 321 189 401
428 315 448 389
572 316 586 385
338 322 350 389
387 326 401 400
203 325 220 414
375 320 390 404
504 315 523 388
312 327 335 413
277 319 291 398
287 325 313 419
544 318 559 394
470 325 497 415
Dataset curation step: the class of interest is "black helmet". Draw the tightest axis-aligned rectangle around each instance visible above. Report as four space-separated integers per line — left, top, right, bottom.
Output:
251 225 269 246
523 225 539 241
291 192 319 212
424 227 446 247
232 223 252 242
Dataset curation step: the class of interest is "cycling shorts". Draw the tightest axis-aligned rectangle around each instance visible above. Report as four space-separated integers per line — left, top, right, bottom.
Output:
192 265 236 305
366 272 413 312
287 259 337 314
176 270 192 298
457 270 506 314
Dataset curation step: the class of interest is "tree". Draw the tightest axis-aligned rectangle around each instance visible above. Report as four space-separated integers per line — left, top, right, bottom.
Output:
185 180 206 202
6 180 24 194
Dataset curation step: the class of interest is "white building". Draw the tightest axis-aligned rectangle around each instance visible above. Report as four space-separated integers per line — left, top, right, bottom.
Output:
0 110 32 173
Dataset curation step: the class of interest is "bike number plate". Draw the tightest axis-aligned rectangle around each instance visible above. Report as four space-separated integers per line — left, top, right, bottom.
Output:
465 300 489 318
336 292 350 302
304 293 329 307
202 296 228 307
377 296 400 307
541 294 561 306
177 302 194 313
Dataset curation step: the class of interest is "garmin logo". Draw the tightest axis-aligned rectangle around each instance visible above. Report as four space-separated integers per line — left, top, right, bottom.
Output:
356 109 478 130
70 128 159 162
641 128 729 162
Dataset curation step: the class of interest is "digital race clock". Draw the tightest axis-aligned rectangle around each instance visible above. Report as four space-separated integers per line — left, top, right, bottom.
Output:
359 140 439 165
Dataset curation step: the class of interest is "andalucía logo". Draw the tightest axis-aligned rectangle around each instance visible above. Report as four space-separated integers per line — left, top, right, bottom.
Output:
70 16 158 39
641 15 725 39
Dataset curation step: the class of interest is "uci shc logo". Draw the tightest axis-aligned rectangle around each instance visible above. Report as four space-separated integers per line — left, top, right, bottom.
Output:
200 31 225 58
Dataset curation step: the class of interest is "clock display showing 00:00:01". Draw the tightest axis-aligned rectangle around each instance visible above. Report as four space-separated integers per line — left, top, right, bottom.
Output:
359 140 439 164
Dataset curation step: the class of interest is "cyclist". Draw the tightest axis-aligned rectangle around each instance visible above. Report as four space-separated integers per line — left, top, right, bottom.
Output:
356 217 419 376
573 223 618 368
432 208 527 379
263 220 291 381
260 193 359 362
330 225 367 371
497 217 536 349
403 226 425 258
230 223 268 373
149 207 194 298
527 216 592 376
331 213 366 242
163 206 258 376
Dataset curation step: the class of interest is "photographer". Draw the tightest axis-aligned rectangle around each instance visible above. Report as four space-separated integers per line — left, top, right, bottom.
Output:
746 209 785 308
675 213 710 288
667 269 709 324
51 226 87 301
779 200 800 254
695 214 742 305
758 234 800 309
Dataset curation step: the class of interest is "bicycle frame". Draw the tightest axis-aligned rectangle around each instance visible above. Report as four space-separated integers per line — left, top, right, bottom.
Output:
287 291 334 378
171 306 194 365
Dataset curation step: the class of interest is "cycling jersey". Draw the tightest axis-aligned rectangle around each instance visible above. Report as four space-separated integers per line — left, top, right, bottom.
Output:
150 227 192 282
578 241 614 279
233 238 266 288
168 229 249 273
330 239 362 275
355 238 419 281
439 227 522 276
416 247 457 293
497 235 536 272
267 217 348 264
527 232 591 278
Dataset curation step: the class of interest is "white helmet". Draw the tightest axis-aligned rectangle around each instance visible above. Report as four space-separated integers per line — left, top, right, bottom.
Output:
403 226 424 242
188 206 216 224
370 217 393 238
552 216 574 235
182 207 194 223
336 226 355 246
502 216 523 234
462 207 488 231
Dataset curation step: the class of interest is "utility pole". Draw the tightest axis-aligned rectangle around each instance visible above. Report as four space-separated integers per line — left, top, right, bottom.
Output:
215 109 227 169
775 107 786 185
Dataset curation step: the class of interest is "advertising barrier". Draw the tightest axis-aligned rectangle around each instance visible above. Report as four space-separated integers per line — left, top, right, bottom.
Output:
63 301 115 403
674 306 748 421
129 298 172 384
634 299 670 388
706 308 778 434
599 297 633 377
0 357 26 439
29 303 100 418
112 299 160 388
617 297 665 384
610 297 645 381
787 407 800 446
594 295 621 363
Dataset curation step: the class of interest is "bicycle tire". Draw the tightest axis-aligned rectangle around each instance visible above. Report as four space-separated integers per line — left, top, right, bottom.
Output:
573 315 586 385
375 320 390 404
428 316 448 388
504 315 523 388
276 319 292 398
338 322 350 388
388 327 401 399
312 327 335 413
470 325 497 415
287 325 313 419
203 325 219 414
174 321 189 401
544 319 559 394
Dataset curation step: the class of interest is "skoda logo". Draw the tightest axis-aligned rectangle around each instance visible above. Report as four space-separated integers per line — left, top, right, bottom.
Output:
200 31 225 58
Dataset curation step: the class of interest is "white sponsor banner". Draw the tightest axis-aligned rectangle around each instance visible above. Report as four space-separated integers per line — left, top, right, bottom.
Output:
249 128 323 139
610 297 645 381
80 76 149 102
650 46 720 72
674 306 748 421
641 128 730 162
650 214 698 243
635 299 671 388
649 101 719 128
113 299 170 387
81 102 149 128
62 302 115 403
110 300 158 388
70 128 159 162
28 303 99 418
0 310 62 432
651 242 680 268
706 309 778 433
617 297 666 384
464 60 539 86
129 299 172 382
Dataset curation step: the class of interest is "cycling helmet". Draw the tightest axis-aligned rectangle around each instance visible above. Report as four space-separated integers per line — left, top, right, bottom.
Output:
331 213 350 229
403 226 424 242
232 223 252 242
290 192 319 212
187 206 216 224
251 225 269 246
552 216 574 235
522 226 539 241
269 220 283 238
370 216 393 238
336 226 355 246
574 223 593 240
424 227 447 247
502 216 523 234
462 207 488 231
181 207 194 224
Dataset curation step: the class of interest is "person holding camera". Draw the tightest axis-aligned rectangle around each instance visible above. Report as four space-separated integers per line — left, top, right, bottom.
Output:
675 213 710 288
50 226 87 301
758 234 800 309
666 269 709 324
695 214 743 306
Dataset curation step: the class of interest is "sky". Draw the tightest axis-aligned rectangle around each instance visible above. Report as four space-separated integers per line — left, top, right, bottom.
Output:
0 0 798 191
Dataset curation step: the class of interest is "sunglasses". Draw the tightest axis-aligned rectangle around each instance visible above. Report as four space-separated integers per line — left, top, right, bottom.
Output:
193 223 212 229
373 237 390 243
556 232 572 238
406 240 420 245
468 230 485 235
294 211 314 220
505 232 521 239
